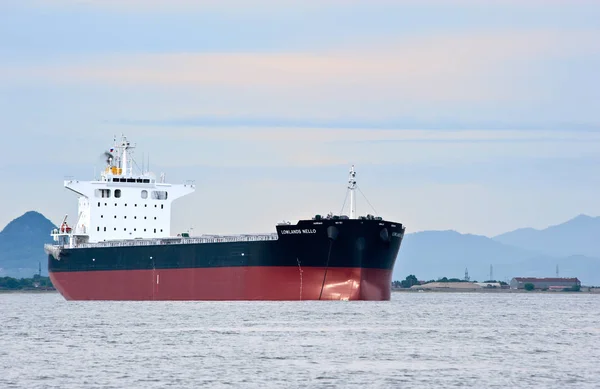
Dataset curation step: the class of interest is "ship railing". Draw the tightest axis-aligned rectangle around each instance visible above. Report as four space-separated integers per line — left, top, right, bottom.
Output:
49 233 280 249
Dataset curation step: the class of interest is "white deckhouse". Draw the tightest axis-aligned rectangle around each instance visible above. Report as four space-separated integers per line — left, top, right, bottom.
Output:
52 135 195 247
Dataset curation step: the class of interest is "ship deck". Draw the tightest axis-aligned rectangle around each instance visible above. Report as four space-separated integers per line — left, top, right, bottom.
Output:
46 233 279 250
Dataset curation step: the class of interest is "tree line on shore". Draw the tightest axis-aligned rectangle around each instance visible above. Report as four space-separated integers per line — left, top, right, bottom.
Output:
0 274 54 290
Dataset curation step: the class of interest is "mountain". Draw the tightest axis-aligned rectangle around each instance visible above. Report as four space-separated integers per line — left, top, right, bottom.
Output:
0 211 56 278
492 214 600 258
394 215 600 286
2 210 600 285
394 230 537 282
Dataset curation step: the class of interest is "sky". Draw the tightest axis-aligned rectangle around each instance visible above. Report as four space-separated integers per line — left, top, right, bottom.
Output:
0 0 599 237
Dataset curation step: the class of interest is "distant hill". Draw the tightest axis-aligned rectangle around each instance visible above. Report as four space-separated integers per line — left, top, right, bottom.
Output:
394 215 600 286
492 214 600 258
394 230 536 282
0 211 56 278
2 210 600 285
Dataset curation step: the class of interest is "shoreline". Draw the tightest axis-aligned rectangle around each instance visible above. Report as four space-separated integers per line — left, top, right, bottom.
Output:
0 289 57 294
392 288 600 294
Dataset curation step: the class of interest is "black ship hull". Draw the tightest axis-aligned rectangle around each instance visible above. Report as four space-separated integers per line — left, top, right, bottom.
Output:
48 219 404 300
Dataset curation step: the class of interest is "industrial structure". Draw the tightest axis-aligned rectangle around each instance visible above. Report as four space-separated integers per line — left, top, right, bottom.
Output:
510 277 581 290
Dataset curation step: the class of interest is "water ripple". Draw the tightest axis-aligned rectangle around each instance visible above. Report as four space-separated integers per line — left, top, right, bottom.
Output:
1 292 599 388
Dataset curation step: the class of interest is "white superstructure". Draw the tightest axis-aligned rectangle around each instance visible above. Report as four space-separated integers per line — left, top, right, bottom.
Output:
53 135 195 245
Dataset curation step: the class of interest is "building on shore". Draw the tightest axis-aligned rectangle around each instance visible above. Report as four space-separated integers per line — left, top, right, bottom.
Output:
410 282 483 291
475 282 504 289
509 277 581 290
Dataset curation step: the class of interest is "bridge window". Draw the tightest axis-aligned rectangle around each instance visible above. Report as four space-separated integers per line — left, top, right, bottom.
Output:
95 189 111 198
141 190 148 199
151 191 168 200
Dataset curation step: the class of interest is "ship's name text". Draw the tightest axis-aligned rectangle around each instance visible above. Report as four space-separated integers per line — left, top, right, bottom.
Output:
281 229 317 235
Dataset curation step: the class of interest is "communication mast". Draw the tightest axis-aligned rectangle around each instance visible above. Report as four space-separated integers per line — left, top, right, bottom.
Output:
348 165 357 219
464 268 470 282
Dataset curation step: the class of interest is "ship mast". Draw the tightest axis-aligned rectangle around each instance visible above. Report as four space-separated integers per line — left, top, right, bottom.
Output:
348 165 357 219
118 135 135 177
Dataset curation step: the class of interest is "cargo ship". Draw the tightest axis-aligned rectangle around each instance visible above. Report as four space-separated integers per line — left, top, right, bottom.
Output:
44 135 405 300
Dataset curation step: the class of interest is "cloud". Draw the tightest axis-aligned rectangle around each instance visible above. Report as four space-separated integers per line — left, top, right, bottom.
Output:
3 29 598 105
98 125 600 169
31 0 600 10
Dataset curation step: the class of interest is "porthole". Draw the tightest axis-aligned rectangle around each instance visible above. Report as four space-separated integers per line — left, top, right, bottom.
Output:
115 189 121 198
114 215 117 219
98 202 101 207
154 217 157 220
141 190 148 199
97 227 100 231
161 204 164 209
114 228 117 231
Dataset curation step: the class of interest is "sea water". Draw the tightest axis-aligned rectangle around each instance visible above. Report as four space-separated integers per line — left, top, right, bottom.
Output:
1 292 599 388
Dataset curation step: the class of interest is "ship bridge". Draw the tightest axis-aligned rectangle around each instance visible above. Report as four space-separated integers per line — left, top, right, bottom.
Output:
54 135 195 246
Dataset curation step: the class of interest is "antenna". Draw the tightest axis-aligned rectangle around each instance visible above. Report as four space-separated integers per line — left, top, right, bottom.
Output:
464 267 470 282
489 264 494 281
556 264 559 277
348 165 357 219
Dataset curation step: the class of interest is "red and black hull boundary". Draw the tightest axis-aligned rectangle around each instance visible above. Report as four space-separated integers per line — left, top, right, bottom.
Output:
48 219 404 301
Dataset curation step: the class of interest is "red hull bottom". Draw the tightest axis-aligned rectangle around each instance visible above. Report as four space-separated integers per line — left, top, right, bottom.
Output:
49 266 393 301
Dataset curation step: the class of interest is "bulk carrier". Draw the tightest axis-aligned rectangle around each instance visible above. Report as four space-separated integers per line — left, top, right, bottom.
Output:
45 135 405 300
